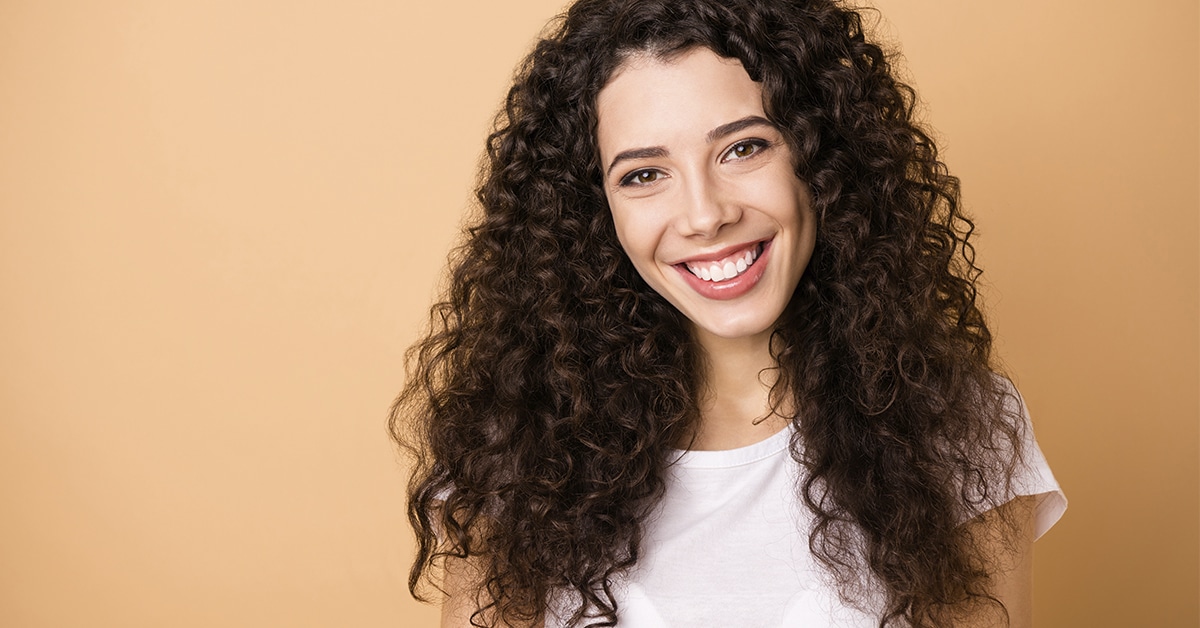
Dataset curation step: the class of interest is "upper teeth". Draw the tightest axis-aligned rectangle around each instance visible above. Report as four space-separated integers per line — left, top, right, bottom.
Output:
685 246 759 282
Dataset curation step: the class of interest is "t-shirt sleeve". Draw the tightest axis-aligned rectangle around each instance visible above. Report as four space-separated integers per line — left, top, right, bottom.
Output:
1006 384 1068 540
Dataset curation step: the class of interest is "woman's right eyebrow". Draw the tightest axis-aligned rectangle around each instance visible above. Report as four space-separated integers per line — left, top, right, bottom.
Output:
606 146 669 177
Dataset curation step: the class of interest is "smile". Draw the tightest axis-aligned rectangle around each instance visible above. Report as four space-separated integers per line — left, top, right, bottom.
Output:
683 242 763 282
672 239 773 301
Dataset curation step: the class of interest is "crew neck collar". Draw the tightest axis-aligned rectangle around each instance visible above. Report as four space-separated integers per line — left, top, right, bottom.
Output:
670 422 795 469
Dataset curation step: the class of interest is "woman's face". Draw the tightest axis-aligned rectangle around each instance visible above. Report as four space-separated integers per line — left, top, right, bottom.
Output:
596 47 817 343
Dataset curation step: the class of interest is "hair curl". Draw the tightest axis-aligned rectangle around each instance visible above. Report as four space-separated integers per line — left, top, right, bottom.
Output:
391 1 1026 626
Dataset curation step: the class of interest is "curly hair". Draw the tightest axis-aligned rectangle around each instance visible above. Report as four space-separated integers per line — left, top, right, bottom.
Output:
391 0 1026 626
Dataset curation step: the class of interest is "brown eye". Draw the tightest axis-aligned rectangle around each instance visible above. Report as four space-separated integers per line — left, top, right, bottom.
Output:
723 140 768 161
620 169 663 187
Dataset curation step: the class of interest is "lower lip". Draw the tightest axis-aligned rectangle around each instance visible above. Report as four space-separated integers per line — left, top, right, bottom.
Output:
674 240 772 301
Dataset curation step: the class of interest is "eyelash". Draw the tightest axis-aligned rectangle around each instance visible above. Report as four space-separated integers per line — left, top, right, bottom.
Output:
616 138 773 188
722 138 771 162
618 169 664 187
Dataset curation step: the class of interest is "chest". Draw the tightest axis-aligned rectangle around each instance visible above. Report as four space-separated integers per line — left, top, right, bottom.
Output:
548 448 883 627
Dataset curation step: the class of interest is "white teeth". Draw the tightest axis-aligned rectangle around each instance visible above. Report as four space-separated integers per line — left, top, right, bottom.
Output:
684 244 762 283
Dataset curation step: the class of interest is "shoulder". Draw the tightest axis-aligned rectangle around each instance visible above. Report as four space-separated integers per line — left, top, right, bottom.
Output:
987 376 1068 540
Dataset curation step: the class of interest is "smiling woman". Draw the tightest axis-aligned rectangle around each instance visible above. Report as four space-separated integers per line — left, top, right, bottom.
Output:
598 49 816 346
390 1 1066 626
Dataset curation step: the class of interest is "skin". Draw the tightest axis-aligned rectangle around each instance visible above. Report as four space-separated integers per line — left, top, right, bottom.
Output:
953 495 1036 628
440 47 1035 627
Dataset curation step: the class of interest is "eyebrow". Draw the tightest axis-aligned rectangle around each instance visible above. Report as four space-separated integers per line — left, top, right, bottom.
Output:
705 115 774 144
605 146 669 177
605 115 776 177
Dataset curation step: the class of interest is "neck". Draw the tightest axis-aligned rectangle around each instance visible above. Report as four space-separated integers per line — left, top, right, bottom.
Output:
688 326 788 451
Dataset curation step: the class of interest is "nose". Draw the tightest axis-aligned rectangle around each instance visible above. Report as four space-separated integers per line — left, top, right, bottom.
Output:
679 173 740 238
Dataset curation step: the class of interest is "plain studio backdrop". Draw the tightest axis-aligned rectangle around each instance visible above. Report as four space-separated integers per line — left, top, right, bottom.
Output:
1 1 1196 626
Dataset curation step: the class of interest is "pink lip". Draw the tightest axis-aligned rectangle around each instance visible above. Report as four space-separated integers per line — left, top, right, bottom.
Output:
673 239 773 301
671 239 766 265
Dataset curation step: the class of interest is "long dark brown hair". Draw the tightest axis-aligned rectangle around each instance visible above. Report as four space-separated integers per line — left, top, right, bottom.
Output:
391 0 1025 625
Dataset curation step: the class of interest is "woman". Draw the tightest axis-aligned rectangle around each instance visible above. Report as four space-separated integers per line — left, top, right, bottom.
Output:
392 0 1066 626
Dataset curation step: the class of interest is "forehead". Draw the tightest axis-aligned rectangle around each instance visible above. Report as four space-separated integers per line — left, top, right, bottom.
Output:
596 48 766 158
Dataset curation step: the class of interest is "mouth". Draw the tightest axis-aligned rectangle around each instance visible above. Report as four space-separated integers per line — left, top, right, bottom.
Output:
677 241 766 282
671 239 773 301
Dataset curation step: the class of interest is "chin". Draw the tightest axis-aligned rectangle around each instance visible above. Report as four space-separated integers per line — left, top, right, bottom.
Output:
687 313 778 341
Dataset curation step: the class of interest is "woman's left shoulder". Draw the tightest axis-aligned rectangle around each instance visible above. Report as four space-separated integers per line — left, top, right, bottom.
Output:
989 375 1068 540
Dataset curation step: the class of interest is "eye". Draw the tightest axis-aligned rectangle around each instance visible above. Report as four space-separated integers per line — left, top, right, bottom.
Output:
619 169 664 187
722 139 769 162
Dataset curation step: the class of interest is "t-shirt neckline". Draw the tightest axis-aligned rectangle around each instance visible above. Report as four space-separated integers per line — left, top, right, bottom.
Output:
669 423 795 469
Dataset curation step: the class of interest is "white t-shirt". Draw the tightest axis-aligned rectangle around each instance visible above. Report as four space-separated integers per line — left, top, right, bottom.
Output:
547 396 1067 627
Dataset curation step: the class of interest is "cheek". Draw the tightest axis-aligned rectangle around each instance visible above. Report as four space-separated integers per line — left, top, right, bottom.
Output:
609 205 658 267
768 179 814 233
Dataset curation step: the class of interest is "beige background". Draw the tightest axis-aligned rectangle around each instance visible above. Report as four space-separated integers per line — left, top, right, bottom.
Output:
0 1 1196 626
